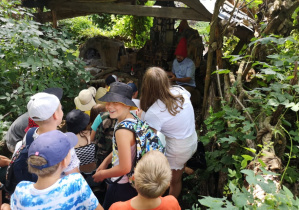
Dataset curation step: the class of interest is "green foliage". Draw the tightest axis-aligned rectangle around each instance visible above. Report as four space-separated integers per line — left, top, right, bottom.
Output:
59 16 102 42
0 1 91 130
184 34 299 208
223 36 240 56
199 170 299 209
90 14 114 31
110 15 153 48
61 13 153 48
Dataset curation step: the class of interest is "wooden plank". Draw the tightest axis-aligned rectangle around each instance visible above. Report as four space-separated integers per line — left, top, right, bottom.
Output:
49 2 208 21
34 10 94 22
180 0 212 21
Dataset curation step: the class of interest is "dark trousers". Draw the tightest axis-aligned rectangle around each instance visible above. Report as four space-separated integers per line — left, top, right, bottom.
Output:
103 182 137 210
182 85 201 108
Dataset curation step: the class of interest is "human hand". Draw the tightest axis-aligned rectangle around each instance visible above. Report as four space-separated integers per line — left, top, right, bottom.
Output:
92 170 105 182
0 156 11 167
169 74 176 82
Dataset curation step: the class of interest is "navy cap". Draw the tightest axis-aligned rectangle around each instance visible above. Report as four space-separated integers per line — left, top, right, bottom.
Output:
127 83 137 93
28 130 78 169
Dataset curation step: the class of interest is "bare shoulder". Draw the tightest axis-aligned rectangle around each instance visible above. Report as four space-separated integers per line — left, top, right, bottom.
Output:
115 128 135 146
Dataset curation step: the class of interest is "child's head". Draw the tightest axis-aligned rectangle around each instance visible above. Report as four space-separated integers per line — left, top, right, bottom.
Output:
127 82 138 99
27 92 63 126
140 67 171 112
66 109 90 134
28 130 78 177
99 82 137 114
134 150 171 198
90 104 106 124
105 74 118 87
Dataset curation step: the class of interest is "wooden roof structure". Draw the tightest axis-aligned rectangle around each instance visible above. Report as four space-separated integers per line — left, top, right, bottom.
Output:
22 0 254 40
24 0 211 23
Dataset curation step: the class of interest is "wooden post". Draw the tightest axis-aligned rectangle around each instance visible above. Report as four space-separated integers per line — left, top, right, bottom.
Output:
201 0 225 119
51 10 57 29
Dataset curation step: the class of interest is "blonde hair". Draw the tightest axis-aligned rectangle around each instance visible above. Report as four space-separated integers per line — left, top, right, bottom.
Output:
28 156 59 177
140 67 184 116
134 150 171 198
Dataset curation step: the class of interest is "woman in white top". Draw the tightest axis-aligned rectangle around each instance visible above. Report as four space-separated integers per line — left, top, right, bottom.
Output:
140 67 197 198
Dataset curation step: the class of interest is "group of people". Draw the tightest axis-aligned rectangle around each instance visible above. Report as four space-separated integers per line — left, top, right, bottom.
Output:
1 37 198 210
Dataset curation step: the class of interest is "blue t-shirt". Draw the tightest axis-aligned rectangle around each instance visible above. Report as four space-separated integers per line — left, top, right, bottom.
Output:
172 57 196 87
91 114 103 131
11 173 99 210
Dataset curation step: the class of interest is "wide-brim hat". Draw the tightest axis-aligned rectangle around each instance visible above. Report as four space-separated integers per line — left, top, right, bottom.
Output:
88 86 96 98
74 89 96 112
66 109 90 134
95 87 107 104
99 82 137 110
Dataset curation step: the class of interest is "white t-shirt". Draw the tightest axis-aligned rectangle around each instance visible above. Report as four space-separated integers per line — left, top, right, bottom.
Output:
130 99 140 116
14 128 80 173
144 86 195 139
11 173 99 210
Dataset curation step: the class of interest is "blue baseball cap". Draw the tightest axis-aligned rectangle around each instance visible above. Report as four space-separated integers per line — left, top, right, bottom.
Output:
127 83 138 93
28 130 78 169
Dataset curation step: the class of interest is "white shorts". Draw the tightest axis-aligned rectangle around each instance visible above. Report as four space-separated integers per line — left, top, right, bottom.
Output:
165 130 198 170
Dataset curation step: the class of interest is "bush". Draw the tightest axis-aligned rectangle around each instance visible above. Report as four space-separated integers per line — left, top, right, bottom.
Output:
59 16 102 42
0 1 91 136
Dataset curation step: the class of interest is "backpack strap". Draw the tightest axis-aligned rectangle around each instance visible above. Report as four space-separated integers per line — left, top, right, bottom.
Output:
107 119 137 184
25 127 38 146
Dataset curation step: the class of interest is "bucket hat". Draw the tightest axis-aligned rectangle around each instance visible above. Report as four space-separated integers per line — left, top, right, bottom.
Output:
28 130 78 169
99 82 137 110
66 109 90 134
74 89 96 112
88 86 96 98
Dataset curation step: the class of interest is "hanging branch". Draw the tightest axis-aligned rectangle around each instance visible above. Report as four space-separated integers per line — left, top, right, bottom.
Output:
221 0 239 36
231 93 259 133
202 0 225 119
216 66 223 99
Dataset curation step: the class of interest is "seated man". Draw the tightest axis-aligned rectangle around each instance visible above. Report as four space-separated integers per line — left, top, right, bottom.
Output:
168 37 199 107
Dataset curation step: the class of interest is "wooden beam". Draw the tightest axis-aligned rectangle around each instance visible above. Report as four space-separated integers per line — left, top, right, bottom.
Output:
47 2 208 21
180 0 212 21
34 11 94 22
